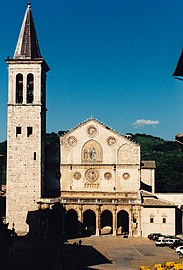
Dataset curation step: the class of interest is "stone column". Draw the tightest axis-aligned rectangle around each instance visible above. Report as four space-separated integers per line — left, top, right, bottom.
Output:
129 206 133 237
78 205 83 236
23 73 26 104
96 205 101 236
137 205 142 237
61 204 66 237
112 206 117 236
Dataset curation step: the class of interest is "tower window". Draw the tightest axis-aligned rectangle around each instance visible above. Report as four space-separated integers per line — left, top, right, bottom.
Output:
16 73 23 104
27 127 33 137
27 73 34 103
16 127 21 137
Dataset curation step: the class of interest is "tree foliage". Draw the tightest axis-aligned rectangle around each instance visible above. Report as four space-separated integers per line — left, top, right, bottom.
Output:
0 132 183 192
132 133 183 192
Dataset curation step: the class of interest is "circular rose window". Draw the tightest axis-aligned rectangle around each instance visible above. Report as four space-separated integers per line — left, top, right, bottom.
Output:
85 168 99 182
73 171 81 180
123 172 130 180
87 125 98 137
104 172 112 180
107 136 116 146
67 136 77 147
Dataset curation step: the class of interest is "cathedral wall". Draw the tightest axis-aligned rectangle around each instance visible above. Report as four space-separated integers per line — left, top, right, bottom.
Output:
60 120 141 194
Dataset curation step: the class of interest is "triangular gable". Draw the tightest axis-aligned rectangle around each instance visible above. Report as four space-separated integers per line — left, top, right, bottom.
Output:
60 117 139 147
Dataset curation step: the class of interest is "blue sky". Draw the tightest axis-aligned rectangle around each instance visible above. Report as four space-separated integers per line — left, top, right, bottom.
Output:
0 0 183 142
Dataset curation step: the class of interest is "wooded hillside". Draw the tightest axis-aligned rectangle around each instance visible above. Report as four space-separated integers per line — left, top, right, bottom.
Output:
0 133 183 193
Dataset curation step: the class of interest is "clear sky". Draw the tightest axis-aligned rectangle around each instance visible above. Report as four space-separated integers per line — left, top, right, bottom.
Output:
0 0 183 142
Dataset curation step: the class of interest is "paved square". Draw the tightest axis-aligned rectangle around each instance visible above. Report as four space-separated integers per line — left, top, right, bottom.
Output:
65 236 183 269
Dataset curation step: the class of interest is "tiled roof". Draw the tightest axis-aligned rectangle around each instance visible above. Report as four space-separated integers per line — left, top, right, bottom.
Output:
141 190 155 197
13 2 41 59
142 197 176 207
141 190 176 207
141 160 156 169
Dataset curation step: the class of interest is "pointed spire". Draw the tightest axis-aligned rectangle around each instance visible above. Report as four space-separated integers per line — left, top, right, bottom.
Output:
13 2 42 59
173 49 183 78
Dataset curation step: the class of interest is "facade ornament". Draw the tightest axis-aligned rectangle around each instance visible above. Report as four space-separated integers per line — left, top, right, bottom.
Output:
104 172 112 180
87 125 98 137
107 136 117 146
73 171 81 180
67 136 77 147
85 168 99 182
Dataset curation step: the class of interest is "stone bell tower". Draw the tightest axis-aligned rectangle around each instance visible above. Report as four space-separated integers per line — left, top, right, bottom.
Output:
6 2 49 234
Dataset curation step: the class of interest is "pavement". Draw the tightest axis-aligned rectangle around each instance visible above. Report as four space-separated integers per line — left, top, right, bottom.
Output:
1 234 183 270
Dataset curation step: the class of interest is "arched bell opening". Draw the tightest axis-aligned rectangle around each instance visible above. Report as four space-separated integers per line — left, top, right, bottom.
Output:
16 73 23 104
27 73 34 103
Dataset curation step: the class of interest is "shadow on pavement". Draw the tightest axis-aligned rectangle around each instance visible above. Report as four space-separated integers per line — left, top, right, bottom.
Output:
1 235 112 270
63 242 112 270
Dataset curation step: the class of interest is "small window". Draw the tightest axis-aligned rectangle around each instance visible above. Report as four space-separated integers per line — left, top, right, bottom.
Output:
16 127 21 137
34 152 36 160
162 218 166 224
150 217 154 223
27 127 33 137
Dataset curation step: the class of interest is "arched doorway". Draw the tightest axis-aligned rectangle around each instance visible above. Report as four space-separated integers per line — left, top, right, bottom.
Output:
117 210 129 235
101 210 112 235
83 210 96 235
65 209 78 237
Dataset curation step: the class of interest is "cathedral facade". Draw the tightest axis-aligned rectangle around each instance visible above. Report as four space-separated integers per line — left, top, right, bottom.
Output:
5 3 181 237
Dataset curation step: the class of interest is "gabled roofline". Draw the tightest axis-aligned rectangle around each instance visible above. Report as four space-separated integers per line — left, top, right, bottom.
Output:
60 117 139 146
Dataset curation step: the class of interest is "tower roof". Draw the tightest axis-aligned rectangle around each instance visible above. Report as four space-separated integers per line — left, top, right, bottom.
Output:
13 2 41 60
173 49 183 78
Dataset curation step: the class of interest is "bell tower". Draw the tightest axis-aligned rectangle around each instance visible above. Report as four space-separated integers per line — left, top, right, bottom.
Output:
6 2 49 234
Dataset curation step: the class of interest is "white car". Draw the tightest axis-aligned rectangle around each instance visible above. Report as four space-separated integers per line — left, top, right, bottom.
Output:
155 239 165 246
155 237 178 247
175 245 183 254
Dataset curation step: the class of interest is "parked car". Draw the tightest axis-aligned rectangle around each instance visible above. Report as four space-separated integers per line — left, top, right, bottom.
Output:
155 238 165 247
178 249 183 259
176 246 183 255
155 237 179 247
169 240 183 249
162 238 178 247
147 233 163 240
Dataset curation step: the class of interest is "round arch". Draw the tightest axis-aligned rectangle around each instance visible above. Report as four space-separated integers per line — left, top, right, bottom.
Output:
117 210 129 235
101 210 113 235
83 209 96 235
65 209 78 237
